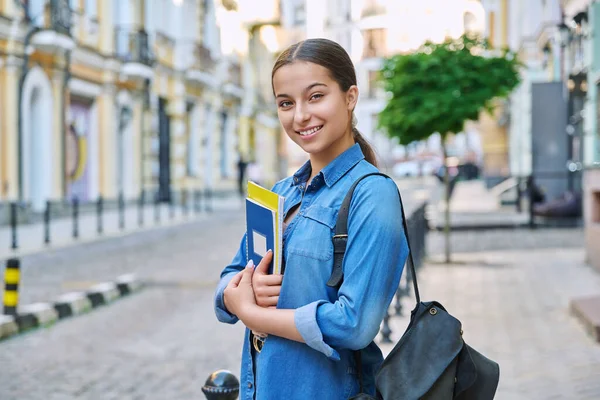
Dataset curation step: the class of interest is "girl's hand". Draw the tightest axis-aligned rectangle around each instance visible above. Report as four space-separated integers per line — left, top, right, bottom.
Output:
223 262 257 318
251 250 282 308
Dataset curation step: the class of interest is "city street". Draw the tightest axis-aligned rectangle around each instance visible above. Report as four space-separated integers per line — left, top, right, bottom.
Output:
0 207 248 400
0 191 599 399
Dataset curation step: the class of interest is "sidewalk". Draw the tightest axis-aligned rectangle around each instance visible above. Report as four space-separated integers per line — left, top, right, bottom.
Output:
428 180 530 230
381 248 600 400
0 194 244 260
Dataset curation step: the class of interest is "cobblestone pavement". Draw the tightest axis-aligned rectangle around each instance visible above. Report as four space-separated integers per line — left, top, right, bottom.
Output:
382 247 600 400
0 208 248 400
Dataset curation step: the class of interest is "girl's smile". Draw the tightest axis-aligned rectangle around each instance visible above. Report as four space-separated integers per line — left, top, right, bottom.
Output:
296 125 323 138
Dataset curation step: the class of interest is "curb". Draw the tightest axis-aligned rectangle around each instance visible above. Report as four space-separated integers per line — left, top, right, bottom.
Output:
0 273 143 341
429 222 530 231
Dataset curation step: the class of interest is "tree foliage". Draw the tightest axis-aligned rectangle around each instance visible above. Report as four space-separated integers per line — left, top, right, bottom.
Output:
378 34 522 145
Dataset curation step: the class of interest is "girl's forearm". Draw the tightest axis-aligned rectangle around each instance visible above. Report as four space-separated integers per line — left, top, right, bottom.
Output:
242 305 305 343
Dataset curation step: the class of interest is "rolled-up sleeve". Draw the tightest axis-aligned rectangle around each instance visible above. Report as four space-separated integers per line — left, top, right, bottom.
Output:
214 233 248 324
295 177 409 359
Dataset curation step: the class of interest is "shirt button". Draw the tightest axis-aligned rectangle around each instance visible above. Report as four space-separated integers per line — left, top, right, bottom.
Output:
247 382 253 389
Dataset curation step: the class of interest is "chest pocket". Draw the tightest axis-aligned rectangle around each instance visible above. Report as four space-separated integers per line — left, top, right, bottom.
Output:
287 205 338 261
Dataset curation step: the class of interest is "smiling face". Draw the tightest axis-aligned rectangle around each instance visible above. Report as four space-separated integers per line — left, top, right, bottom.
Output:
272 61 358 172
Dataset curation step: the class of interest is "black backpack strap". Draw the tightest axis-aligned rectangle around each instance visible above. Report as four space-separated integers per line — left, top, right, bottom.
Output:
326 172 420 305
328 172 421 396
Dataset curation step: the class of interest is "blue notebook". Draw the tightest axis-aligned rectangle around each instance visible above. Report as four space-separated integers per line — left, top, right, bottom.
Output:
246 198 276 274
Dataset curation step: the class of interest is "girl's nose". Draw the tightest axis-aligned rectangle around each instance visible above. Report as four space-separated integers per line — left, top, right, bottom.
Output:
294 106 310 124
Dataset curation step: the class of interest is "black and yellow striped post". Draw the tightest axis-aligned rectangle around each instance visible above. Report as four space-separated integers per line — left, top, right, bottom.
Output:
3 258 20 316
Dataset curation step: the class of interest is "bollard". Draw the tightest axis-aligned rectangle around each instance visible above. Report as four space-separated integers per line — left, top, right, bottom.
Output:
44 200 51 245
118 192 125 231
182 188 189 218
205 188 213 213
72 197 79 239
138 189 145 227
169 192 175 220
394 276 409 316
202 370 240 400
380 308 393 343
3 258 20 316
10 202 18 250
154 192 160 224
516 177 523 213
195 190 202 215
97 196 104 235
527 175 536 229
394 286 404 316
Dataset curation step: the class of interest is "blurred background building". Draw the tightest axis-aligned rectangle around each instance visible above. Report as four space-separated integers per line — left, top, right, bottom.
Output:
0 0 258 216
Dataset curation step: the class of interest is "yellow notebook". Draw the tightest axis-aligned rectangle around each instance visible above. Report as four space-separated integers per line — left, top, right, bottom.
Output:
247 181 285 274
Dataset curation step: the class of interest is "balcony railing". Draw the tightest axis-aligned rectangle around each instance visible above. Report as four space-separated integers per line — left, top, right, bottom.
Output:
50 0 71 35
114 28 153 66
228 62 242 87
195 44 216 73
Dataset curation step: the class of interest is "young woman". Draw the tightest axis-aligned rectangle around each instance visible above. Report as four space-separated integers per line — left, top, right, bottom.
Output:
214 38 409 400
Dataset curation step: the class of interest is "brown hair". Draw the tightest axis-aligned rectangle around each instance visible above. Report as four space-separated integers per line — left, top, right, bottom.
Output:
272 38 378 167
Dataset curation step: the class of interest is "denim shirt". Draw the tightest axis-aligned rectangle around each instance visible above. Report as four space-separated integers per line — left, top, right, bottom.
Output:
214 144 409 400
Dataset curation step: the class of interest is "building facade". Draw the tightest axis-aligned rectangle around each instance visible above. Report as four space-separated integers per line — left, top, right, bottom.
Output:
560 0 600 271
496 0 600 270
0 0 256 219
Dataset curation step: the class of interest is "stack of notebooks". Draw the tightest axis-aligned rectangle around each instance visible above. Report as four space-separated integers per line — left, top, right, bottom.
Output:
246 181 285 274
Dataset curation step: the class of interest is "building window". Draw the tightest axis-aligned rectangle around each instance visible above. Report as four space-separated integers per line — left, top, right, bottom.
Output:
186 103 197 177
85 0 97 18
363 29 386 59
27 0 45 26
69 0 80 12
293 3 305 26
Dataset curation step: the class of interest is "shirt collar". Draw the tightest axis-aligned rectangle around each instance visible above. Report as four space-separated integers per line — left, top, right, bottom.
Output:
291 143 365 188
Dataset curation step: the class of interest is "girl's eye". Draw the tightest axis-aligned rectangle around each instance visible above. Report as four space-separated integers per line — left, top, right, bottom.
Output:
310 93 323 101
279 101 292 108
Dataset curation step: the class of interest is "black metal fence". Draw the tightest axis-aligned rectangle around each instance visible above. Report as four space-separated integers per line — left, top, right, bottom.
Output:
3 188 216 252
380 202 428 342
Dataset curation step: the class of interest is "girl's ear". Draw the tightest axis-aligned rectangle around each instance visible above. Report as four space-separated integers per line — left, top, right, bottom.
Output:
346 85 358 111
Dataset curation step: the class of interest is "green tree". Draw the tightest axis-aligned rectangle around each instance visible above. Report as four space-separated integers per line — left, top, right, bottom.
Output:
379 34 521 262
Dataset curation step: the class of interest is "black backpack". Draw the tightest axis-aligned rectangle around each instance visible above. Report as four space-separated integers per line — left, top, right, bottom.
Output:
328 172 500 400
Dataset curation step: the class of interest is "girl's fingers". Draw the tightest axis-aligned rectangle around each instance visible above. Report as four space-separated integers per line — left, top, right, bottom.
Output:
239 264 254 284
256 285 281 297
255 274 283 286
228 270 245 288
257 296 279 308
266 296 279 307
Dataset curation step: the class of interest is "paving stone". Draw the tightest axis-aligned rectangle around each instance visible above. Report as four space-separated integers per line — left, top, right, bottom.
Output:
381 247 600 400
